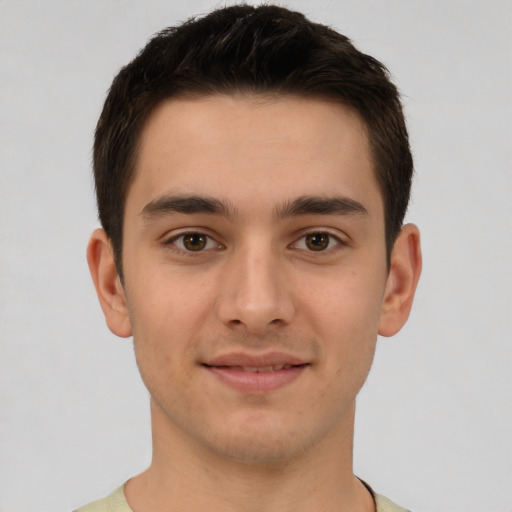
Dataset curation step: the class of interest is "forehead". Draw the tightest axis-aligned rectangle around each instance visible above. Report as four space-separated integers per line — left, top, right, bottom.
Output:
128 93 382 219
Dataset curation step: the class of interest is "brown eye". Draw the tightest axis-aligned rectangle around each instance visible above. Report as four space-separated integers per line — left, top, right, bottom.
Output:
182 233 208 251
169 232 221 254
305 233 330 251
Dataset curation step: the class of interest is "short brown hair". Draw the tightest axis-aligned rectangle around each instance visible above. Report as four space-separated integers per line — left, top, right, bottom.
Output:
93 4 413 273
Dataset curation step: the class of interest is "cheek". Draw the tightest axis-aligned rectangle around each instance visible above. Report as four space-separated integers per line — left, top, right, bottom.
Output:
127 266 216 339
124 278 201 387
301 271 384 382
303 269 385 336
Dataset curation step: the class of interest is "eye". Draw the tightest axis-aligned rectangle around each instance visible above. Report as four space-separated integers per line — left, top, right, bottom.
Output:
169 232 220 252
294 232 342 252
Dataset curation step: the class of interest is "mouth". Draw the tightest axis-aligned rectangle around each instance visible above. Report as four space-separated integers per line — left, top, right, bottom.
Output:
205 363 303 372
202 353 310 393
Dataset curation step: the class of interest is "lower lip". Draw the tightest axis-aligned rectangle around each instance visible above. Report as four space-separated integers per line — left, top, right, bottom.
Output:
204 365 308 393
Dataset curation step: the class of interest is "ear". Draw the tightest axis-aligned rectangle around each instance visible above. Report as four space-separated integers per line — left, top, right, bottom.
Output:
378 223 422 337
86 228 132 338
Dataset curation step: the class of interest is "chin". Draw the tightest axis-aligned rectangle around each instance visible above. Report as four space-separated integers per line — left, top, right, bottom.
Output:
201 412 329 467
210 433 308 466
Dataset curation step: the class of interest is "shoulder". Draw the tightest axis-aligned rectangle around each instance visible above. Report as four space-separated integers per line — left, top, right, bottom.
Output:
374 492 412 512
74 481 411 512
73 485 132 512
361 479 412 512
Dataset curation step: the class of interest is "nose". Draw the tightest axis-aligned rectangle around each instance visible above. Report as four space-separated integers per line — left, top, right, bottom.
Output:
216 243 295 334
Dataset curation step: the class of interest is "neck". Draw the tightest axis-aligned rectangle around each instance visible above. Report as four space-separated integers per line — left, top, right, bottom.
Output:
125 400 375 512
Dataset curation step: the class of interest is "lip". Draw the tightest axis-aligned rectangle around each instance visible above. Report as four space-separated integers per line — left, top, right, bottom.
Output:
204 351 308 368
202 352 309 393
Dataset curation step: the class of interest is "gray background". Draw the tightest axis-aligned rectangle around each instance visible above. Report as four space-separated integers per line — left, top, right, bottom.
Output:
1 1 511 511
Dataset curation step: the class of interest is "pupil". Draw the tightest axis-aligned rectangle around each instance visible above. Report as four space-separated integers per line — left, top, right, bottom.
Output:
184 233 206 251
306 233 329 251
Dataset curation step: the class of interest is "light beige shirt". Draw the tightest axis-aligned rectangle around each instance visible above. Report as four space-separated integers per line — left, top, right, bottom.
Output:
74 483 412 512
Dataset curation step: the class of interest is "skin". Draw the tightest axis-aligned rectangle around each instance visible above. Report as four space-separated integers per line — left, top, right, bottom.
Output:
87 94 422 512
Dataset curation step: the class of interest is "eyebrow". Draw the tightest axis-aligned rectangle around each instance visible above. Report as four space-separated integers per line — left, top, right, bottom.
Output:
140 193 368 221
275 195 369 219
141 194 238 220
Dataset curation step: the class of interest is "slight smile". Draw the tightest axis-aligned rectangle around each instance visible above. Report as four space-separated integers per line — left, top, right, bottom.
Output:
202 352 310 393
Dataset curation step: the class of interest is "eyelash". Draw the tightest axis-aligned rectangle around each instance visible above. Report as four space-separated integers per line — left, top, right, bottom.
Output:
165 230 347 256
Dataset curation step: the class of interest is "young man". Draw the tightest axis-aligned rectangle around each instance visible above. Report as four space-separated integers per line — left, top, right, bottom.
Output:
81 5 421 512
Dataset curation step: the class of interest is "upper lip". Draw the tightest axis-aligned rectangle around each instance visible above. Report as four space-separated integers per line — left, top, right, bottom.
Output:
203 352 308 368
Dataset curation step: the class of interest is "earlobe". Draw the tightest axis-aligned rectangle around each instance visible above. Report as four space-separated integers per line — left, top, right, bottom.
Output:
86 228 133 338
378 223 422 337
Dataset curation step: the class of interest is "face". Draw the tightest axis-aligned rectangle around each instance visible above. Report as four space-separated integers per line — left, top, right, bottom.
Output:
103 94 404 464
